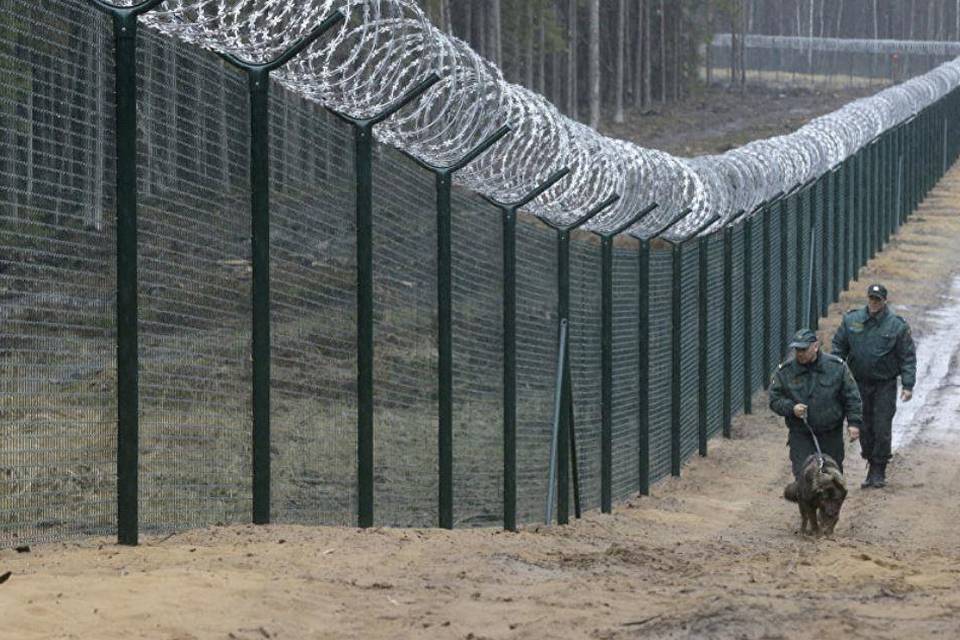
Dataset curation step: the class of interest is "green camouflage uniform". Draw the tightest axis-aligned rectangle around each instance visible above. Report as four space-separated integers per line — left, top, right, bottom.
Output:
769 351 863 479
831 305 916 464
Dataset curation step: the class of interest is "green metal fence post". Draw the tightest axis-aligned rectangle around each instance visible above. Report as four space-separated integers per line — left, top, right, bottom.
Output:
401 126 511 529
329 73 440 529
691 214 719 457
722 224 734 437
637 238 651 492
594 204 657 513
742 214 753 413
670 242 682 473
221 10 345 528
761 203 772 385
832 167 842 303
87 0 167 547
779 197 789 357
482 168 571 531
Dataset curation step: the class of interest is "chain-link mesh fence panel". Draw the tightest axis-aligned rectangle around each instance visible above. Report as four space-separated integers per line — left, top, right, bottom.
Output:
784 194 799 350
767 211 783 374
515 218 558 525
647 244 673 483
611 244 639 502
811 180 825 324
0 1 117 546
269 90 356 526
729 226 746 418
679 241 700 463
570 237 602 513
136 28 251 532
822 173 834 314
705 233 725 438
750 216 765 391
371 150 437 527
451 193 503 528
796 186 811 330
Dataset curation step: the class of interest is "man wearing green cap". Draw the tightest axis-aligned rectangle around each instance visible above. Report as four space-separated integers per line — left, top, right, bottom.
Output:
832 284 916 488
769 329 863 481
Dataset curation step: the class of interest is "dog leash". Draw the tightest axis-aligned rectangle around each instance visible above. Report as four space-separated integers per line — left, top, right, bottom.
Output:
802 413 825 471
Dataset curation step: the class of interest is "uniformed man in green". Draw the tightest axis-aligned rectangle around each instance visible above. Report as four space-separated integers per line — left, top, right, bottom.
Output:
832 284 916 489
769 329 863 481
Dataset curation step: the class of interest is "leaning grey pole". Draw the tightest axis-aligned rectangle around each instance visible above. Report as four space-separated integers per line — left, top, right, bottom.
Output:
480 168 571 532
219 11 345 526
85 0 165 547
399 125 512 529
545 318 569 526
538 193 621 524
328 72 441 528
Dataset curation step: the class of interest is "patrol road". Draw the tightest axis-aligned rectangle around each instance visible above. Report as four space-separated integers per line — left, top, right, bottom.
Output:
4 171 960 639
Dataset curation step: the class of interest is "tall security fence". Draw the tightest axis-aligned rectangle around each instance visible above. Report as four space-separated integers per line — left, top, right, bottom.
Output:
709 34 960 89
2 1 960 546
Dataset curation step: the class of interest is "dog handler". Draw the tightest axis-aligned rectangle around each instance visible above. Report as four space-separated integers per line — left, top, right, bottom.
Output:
831 284 916 489
769 329 863 481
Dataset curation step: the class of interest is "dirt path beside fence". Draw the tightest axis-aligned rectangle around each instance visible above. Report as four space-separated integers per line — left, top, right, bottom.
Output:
4 177 960 640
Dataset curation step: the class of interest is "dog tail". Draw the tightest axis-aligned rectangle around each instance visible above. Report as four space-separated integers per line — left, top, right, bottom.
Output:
783 481 800 503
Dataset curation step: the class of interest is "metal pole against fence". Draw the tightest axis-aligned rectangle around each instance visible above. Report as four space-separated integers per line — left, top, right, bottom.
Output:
85 0 166 547
538 194 620 522
329 72 440 528
721 213 740 438
805 223 817 330
219 11 344 527
545 319 568 525
400 126 511 529
481 168 570 532
593 204 657 514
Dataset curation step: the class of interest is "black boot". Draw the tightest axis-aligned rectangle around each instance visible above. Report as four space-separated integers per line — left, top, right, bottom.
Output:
874 461 887 488
861 461 879 489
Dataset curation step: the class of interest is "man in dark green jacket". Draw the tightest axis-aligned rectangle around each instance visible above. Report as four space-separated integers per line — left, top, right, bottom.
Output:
832 284 916 489
769 329 863 480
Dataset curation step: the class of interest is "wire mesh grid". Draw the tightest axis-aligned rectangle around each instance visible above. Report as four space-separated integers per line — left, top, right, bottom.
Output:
784 195 799 352
767 211 783 374
135 28 251 532
729 226 746 417
611 245 639 502
796 186 811 330
514 218 558 525
450 192 503 528
0 0 117 545
750 215 765 391
822 172 835 313
705 234 725 438
370 147 438 527
647 244 673 483
569 237 602 513
679 241 700 463
269 88 357 526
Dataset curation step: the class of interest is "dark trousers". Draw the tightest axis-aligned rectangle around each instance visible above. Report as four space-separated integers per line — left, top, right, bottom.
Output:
788 426 845 480
857 378 898 464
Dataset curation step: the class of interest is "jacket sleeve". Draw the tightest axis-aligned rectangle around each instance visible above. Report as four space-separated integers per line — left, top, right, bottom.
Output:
768 369 796 419
831 316 850 360
841 363 863 427
897 323 917 390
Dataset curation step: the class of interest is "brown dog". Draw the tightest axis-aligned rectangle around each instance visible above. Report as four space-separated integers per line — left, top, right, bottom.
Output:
783 453 847 536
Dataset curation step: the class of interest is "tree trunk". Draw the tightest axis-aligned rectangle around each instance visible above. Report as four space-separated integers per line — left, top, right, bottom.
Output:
568 0 578 119
537 10 546 94
705 0 713 86
659 0 666 105
614 0 625 123
488 0 501 66
643 0 651 109
588 0 601 127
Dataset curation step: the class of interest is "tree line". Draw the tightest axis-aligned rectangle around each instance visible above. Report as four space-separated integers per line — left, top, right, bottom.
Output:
418 1 720 128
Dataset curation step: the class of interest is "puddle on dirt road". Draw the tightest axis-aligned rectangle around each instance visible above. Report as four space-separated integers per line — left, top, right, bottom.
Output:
892 275 960 450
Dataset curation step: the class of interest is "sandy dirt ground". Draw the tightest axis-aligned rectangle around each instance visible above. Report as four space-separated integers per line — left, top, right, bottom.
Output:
4 139 960 640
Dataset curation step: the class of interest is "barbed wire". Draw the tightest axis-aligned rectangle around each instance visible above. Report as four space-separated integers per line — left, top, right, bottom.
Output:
113 0 960 240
